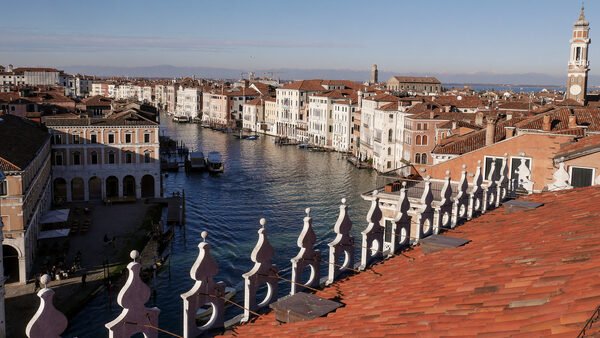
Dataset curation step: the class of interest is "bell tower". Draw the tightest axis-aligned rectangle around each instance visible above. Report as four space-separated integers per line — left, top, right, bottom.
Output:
566 4 591 104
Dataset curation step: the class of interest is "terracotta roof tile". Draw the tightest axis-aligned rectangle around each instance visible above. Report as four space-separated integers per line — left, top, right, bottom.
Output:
220 186 600 337
0 114 49 171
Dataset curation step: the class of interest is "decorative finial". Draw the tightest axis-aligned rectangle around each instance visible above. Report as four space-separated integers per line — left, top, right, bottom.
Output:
201 230 208 242
341 198 347 205
401 181 407 188
40 274 50 289
305 208 311 217
425 175 431 181
130 250 139 262
372 190 378 197
259 218 266 227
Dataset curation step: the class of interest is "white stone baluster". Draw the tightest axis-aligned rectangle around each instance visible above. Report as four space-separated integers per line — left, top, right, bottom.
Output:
393 182 412 251
548 162 572 191
468 160 484 220
495 156 509 207
326 198 354 285
483 160 497 213
414 177 436 242
360 191 384 271
516 158 534 193
435 171 453 230
105 250 160 338
290 208 320 295
26 274 68 338
242 218 278 322
452 165 469 227
181 231 225 337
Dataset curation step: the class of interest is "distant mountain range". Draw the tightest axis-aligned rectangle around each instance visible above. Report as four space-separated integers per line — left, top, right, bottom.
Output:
62 64 600 87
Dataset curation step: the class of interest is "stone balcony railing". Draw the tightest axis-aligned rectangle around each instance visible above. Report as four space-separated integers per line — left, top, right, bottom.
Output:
25 158 537 337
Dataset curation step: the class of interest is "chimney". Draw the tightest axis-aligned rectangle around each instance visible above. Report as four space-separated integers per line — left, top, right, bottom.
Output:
357 90 363 108
505 126 515 138
475 112 484 126
451 120 457 130
542 114 551 132
568 112 577 129
485 118 496 146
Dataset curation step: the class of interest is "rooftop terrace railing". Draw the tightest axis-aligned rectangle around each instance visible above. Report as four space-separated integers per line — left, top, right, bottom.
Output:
24 161 517 337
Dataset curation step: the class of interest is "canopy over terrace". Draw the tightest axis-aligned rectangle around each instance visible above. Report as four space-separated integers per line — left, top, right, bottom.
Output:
40 209 70 224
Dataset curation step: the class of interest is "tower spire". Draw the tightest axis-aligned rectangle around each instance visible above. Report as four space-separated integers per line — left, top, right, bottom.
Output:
579 1 585 21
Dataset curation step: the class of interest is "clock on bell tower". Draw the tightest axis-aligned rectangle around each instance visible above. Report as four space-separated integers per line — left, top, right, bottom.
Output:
566 4 591 104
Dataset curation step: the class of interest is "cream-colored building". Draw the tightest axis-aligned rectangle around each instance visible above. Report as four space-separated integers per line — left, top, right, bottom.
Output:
0 115 52 285
44 111 161 203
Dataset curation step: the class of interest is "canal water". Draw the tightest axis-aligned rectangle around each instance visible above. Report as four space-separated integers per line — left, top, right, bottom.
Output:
66 118 377 337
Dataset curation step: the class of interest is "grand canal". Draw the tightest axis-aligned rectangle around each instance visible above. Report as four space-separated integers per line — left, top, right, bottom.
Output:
66 118 378 337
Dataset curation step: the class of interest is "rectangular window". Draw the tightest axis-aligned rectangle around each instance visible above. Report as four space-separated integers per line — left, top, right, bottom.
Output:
570 167 594 188
108 134 115 144
53 134 62 144
55 153 63 166
90 134 97 144
510 157 532 190
125 133 132 143
108 152 115 164
0 180 7 196
125 153 133 164
73 152 81 165
73 135 80 144
144 133 150 143
484 156 504 180
144 152 151 163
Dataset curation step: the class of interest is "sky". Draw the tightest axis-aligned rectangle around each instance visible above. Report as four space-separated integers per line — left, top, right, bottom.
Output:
0 0 598 81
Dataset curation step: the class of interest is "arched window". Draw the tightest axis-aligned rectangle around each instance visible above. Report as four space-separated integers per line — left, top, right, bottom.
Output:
422 135 428 145
415 153 421 164
421 153 427 164
91 151 98 165
416 135 422 145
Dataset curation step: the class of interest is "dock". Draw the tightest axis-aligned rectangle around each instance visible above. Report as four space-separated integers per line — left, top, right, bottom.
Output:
147 190 185 226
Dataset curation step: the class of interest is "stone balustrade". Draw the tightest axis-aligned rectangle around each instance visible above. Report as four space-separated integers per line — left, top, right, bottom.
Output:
25 165 516 336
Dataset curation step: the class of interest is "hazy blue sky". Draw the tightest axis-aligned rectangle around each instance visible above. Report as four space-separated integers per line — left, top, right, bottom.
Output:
0 0 597 77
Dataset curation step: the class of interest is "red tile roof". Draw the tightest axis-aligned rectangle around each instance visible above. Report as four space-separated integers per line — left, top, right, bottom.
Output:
431 118 525 155
0 114 50 171
389 76 441 84
516 107 600 132
222 186 600 337
555 134 600 159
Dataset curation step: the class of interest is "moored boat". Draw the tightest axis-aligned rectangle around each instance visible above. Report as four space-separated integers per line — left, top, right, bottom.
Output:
206 151 224 173
186 151 207 171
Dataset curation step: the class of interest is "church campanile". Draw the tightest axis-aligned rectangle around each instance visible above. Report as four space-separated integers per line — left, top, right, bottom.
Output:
566 5 591 104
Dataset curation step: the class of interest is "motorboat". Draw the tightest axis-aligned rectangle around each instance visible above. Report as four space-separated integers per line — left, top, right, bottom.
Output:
186 152 206 171
206 151 224 173
245 135 259 140
173 115 190 123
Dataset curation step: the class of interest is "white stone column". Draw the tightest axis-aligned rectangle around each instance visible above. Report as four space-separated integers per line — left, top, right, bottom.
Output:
19 256 27 285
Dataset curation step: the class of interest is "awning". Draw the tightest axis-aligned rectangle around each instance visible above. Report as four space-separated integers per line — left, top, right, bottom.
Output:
40 209 70 224
38 228 70 240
